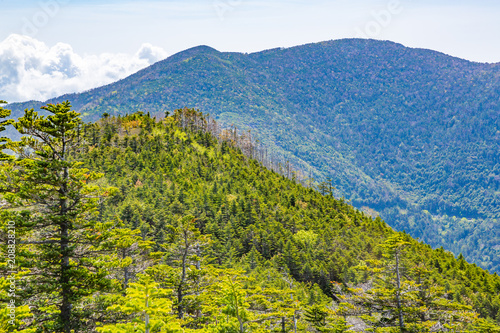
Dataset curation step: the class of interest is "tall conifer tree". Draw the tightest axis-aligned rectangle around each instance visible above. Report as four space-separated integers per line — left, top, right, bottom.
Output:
1 102 118 332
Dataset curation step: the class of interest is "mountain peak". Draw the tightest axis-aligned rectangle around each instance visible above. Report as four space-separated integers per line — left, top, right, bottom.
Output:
167 45 220 62
186 45 219 53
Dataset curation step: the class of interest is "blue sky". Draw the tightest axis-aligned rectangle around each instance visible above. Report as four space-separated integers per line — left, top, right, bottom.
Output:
2 0 499 59
1 0 499 102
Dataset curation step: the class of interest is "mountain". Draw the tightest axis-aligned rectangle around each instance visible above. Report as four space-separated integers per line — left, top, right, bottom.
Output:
5 107 500 331
84 110 500 330
7 39 500 273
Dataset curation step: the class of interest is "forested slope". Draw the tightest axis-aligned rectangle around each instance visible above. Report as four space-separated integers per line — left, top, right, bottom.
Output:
82 110 500 330
7 39 500 273
2 104 500 332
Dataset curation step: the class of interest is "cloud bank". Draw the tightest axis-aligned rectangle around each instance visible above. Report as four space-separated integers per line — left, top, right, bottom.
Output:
0 34 168 103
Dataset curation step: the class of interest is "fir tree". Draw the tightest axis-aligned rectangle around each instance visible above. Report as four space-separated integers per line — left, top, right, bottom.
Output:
0 102 120 332
0 100 13 161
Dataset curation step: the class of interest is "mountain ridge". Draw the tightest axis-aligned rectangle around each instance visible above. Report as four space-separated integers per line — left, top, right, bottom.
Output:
6 38 500 272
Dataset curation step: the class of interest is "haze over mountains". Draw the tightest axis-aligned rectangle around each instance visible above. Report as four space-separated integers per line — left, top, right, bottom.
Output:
7 38 500 273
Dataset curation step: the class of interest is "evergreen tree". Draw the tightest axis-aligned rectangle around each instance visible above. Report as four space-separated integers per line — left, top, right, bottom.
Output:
0 102 119 332
162 215 208 321
340 233 478 332
304 304 348 332
0 100 13 161
97 274 182 333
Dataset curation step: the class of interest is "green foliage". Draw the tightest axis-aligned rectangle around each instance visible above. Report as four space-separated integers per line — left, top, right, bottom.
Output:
304 304 348 332
0 100 14 161
7 40 500 272
340 233 480 332
0 103 140 332
474 318 500 333
97 274 182 333
0 271 35 332
2 106 500 332
76 110 500 330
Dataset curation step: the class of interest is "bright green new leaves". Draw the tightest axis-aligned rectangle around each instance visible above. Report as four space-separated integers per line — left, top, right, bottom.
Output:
97 274 182 333
214 275 250 333
162 215 210 322
473 318 500 333
0 304 35 333
15 101 81 140
97 221 158 290
0 271 35 333
200 269 307 332
379 233 411 255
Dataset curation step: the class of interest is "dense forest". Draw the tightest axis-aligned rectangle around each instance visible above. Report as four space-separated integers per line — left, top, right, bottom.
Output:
8 39 500 273
1 102 499 332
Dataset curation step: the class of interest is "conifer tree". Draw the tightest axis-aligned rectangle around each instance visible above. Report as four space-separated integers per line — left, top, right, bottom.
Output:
97 274 182 333
99 222 157 291
0 102 120 332
0 101 13 161
0 100 37 332
339 233 478 332
304 304 348 332
163 215 208 320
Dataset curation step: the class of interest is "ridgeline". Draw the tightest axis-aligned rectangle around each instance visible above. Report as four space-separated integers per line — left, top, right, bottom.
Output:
8 39 500 273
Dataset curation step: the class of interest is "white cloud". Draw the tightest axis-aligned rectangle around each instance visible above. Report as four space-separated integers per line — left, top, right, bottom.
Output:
0 34 168 102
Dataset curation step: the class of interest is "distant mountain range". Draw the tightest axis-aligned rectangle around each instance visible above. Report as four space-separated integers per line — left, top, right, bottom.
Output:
7 39 500 272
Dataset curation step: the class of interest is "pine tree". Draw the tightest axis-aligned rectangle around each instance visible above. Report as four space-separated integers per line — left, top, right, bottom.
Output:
213 274 250 333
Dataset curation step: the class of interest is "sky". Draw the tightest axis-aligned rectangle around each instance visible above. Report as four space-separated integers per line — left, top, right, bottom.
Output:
1 0 499 102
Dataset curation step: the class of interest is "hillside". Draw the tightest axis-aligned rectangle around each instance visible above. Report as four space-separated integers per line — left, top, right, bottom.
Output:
82 110 500 330
2 105 500 332
7 39 500 273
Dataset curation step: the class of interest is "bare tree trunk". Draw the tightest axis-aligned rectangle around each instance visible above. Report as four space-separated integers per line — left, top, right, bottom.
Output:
178 232 189 319
395 249 405 332
123 248 130 291
145 296 150 333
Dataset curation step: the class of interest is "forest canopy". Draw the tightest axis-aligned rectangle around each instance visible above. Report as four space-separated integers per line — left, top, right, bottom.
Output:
0 102 499 332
